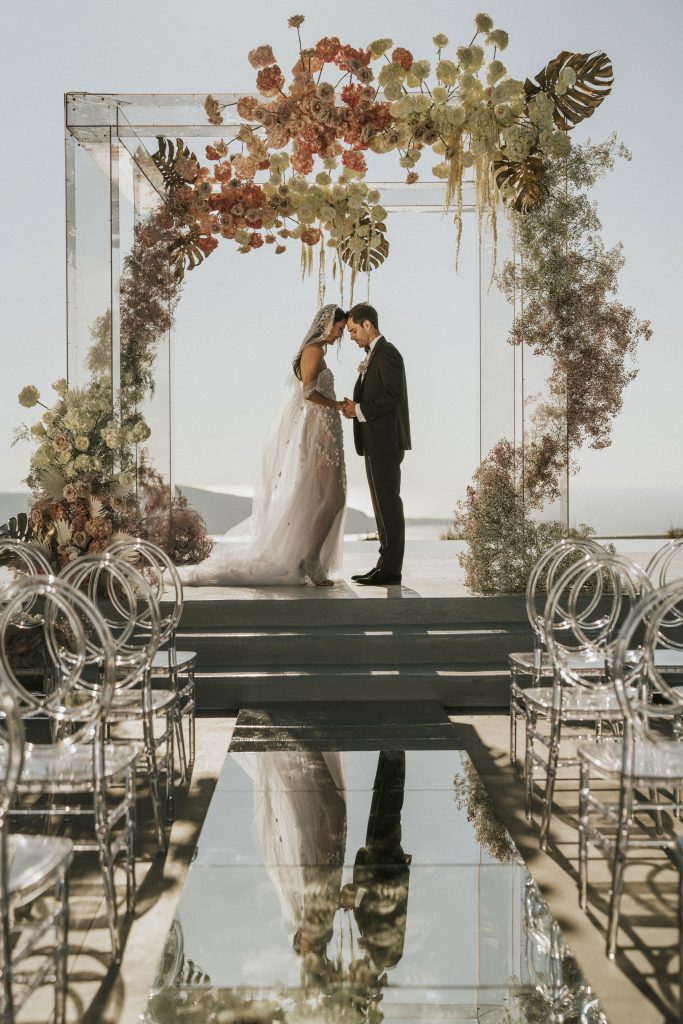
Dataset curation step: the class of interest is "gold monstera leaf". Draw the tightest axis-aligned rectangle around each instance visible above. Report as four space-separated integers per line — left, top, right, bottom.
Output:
167 233 207 281
493 154 545 213
338 216 389 272
525 51 613 131
152 136 200 194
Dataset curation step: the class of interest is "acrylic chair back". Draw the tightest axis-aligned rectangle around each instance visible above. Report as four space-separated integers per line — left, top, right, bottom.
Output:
543 551 652 690
59 554 161 694
612 580 683 736
0 539 54 620
525 538 604 652
107 538 183 650
0 574 117 748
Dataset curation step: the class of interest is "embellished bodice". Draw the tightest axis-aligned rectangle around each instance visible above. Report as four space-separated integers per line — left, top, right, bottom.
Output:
302 365 345 477
314 366 335 400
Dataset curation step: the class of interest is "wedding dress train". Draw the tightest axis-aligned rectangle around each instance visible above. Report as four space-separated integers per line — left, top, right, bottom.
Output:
179 365 346 587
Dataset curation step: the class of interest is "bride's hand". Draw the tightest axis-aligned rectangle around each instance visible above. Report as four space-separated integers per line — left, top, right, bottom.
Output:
334 400 346 411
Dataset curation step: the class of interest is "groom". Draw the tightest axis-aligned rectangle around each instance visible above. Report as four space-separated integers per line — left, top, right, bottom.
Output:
343 304 411 586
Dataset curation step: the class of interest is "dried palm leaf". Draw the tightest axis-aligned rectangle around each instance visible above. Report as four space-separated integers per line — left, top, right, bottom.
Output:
338 216 389 272
152 137 199 194
525 51 613 131
493 154 545 212
167 234 207 280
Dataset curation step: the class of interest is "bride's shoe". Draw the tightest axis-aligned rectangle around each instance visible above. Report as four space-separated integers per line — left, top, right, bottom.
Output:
300 559 335 587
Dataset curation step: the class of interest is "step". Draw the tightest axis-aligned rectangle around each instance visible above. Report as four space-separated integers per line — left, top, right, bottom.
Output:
195 663 510 710
177 622 529 667
171 594 528 629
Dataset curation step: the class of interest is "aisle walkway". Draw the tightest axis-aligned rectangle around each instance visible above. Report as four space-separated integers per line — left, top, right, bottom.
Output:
141 704 608 1023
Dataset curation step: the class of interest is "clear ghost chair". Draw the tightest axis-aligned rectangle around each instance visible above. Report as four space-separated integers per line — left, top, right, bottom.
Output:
0 540 55 675
0 669 73 1024
534 552 651 848
107 538 197 783
0 574 138 964
509 538 605 766
59 553 171 847
578 579 683 962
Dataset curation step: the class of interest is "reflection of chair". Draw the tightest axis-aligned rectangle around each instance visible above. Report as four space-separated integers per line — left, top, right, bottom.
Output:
108 538 197 783
0 671 73 1024
509 538 604 767
521 875 605 1023
0 574 139 963
578 580 683 961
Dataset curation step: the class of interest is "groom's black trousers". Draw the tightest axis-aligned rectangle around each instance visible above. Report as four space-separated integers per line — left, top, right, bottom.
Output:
364 451 405 576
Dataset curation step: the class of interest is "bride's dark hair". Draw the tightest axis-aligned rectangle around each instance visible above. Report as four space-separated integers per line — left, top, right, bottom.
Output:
293 306 347 380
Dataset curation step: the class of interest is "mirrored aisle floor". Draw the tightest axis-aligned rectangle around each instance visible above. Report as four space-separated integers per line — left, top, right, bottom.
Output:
141 705 608 1024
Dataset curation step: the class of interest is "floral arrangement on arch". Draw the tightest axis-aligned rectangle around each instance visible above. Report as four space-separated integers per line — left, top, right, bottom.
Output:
145 11 612 289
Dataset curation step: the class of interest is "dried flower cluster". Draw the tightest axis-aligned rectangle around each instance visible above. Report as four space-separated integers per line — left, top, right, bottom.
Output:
451 139 650 593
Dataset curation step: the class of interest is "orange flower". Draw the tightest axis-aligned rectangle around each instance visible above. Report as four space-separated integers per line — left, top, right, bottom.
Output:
315 36 342 63
248 44 276 69
237 96 259 120
256 65 285 97
197 235 218 255
301 227 322 246
248 233 264 248
342 150 368 173
392 47 414 71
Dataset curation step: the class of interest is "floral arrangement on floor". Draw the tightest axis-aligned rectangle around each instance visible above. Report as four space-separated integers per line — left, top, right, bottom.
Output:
143 12 612 290
14 381 212 569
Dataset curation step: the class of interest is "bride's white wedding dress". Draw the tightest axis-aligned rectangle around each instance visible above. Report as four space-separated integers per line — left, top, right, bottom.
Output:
180 353 346 587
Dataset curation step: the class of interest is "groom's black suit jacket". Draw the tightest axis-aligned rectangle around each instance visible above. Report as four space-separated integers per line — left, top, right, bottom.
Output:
352 337 411 458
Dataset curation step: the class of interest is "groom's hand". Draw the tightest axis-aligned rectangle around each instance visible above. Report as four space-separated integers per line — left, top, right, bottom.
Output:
342 398 356 418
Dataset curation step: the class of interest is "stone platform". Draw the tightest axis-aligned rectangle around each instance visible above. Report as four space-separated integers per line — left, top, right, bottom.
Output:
168 541 526 711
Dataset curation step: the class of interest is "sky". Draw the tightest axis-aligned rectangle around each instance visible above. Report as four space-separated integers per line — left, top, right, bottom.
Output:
1 0 682 532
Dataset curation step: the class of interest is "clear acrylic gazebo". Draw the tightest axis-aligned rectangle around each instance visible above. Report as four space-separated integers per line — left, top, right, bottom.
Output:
64 91 567 524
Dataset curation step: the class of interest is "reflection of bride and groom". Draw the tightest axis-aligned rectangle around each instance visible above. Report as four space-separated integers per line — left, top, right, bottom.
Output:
235 749 411 1014
180 302 411 587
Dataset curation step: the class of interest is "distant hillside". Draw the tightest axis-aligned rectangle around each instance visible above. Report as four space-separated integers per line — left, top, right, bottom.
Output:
1 487 446 538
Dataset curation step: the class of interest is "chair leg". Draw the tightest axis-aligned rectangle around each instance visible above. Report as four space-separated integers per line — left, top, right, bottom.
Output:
94 792 121 963
578 759 590 910
187 666 196 770
540 712 561 851
509 670 518 764
142 708 167 853
166 710 175 823
607 781 634 959
125 765 137 916
54 868 69 1024
525 710 537 822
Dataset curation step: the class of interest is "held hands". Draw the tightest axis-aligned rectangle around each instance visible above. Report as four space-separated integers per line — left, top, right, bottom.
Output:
342 398 356 419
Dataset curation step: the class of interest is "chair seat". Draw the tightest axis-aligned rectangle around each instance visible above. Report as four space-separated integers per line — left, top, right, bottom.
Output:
7 834 73 905
523 686 624 715
151 649 197 672
579 737 683 781
509 651 607 675
107 688 176 717
12 741 141 787
655 649 683 669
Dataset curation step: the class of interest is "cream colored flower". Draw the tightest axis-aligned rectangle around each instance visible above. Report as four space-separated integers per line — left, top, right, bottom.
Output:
63 484 77 502
19 385 40 408
475 12 494 32
383 83 403 102
559 66 577 86
432 86 448 104
30 422 47 438
487 29 509 50
51 378 68 396
74 435 89 451
486 60 506 85
288 14 305 27
369 38 393 59
433 34 449 48
431 161 450 179
436 59 458 85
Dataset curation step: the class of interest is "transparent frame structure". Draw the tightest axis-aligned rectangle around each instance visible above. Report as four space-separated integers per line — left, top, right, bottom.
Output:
65 92 568 525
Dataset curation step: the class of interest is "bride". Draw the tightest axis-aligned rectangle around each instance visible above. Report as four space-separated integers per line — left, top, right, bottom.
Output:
180 304 348 587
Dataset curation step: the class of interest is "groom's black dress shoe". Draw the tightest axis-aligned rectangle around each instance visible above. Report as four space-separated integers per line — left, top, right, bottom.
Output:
351 568 379 582
356 573 402 586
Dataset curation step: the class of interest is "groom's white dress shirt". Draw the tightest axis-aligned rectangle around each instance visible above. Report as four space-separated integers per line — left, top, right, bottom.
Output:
355 334 383 423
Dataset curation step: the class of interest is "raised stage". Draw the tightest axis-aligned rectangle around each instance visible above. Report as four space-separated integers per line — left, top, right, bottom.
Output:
170 538 663 712
171 540 527 711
